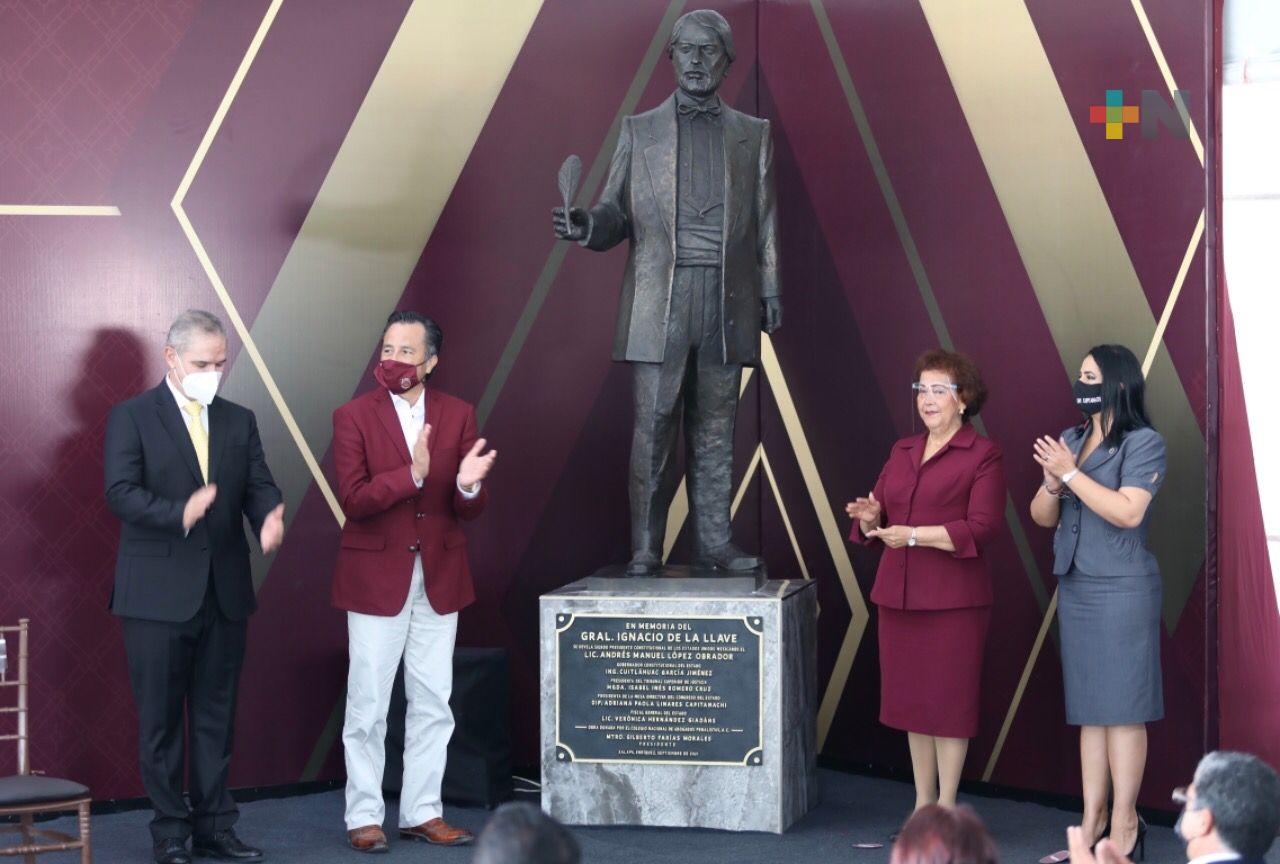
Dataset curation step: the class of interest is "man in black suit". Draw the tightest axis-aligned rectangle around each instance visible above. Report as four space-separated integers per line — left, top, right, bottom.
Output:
553 9 781 576
105 309 284 864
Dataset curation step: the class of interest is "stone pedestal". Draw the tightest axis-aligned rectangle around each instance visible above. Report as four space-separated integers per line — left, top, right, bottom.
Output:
539 572 817 833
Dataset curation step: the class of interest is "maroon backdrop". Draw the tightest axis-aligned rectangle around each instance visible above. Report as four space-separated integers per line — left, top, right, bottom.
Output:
0 0 1227 810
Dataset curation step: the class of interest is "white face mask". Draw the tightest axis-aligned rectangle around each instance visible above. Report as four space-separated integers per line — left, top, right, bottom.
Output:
176 357 222 407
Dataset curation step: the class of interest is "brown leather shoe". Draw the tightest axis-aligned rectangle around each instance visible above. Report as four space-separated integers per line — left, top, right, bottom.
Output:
399 817 474 846
347 825 388 853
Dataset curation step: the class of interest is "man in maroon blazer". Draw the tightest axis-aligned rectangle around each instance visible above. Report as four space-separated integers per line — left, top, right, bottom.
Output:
331 311 496 853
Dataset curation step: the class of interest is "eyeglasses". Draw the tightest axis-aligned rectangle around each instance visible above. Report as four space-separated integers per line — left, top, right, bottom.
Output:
912 382 959 400
1172 787 1189 806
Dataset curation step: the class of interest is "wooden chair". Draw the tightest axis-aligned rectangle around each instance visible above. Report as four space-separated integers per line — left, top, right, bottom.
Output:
0 619 91 862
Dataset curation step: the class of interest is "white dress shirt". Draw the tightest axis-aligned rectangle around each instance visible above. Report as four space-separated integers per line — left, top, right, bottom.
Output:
165 373 208 434
1188 852 1243 864
167 374 210 538
389 390 480 498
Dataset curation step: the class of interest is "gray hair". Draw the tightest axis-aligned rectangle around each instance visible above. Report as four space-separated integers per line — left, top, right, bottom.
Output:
472 802 579 864
1192 751 1280 860
166 309 226 353
668 9 735 63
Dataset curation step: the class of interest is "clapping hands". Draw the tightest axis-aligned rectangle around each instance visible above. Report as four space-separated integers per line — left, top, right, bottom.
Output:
1034 436 1077 480
259 503 285 554
458 439 497 491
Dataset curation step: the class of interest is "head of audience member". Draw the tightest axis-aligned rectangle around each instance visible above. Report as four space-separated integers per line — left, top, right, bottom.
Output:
1176 751 1280 863
472 802 580 864
891 804 998 864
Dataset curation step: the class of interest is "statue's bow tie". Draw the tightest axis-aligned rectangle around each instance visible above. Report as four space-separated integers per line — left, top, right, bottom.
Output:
678 100 721 118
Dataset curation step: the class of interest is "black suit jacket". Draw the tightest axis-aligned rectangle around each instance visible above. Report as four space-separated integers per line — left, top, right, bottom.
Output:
104 380 282 622
584 92 780 366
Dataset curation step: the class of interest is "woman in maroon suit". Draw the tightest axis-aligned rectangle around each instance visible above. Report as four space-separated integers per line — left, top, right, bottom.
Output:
847 349 1005 815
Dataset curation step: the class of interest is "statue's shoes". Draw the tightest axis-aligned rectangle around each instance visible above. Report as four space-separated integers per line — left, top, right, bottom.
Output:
625 551 662 576
697 543 762 571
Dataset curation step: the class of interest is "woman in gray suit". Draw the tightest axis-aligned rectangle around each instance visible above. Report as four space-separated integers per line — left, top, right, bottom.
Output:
1030 344 1166 863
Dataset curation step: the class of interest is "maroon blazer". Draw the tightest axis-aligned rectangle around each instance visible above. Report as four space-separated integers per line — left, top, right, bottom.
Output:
331 387 487 616
850 423 1005 611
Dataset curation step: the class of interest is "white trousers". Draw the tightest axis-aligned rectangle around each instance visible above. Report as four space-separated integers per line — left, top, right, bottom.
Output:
343 560 457 830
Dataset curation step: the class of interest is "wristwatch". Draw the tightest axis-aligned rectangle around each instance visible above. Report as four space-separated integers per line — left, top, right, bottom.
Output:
908 527 918 547
1061 468 1079 485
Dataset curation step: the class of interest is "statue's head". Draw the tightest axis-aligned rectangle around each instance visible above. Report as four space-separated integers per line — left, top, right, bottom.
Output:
667 10 734 98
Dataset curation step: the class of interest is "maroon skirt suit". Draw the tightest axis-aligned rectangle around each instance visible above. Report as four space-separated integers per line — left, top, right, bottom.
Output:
851 423 1006 738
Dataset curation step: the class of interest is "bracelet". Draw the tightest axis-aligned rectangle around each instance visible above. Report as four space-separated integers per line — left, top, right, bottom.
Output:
1042 480 1067 498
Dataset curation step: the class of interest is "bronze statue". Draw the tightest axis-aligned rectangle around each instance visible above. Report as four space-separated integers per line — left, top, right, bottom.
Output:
553 9 781 576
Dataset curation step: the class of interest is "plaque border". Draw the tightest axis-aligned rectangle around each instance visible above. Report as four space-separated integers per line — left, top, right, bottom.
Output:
552 611 765 767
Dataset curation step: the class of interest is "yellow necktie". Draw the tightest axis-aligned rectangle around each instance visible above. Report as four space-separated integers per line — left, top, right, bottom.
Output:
183 401 209 483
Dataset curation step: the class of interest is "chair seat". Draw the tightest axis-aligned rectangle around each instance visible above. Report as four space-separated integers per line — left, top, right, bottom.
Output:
0 774 89 807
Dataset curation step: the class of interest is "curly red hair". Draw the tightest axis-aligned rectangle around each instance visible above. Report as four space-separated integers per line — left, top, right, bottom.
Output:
914 349 988 420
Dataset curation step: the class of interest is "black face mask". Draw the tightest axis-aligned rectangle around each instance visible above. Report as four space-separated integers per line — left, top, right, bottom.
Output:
1073 380 1103 415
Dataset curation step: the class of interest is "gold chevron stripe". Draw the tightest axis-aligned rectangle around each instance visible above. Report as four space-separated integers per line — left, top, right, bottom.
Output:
982 589 1059 779
659 336 862 750
808 0 953 347
1129 0 1205 166
721 443 812 582
730 444 764 516
0 205 120 216
1142 210 1205 377
168 0 345 527
759 449 811 582
757 335 869 749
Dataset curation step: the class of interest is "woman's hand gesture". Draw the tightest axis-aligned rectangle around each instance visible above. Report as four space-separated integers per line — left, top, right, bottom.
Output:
845 491 882 529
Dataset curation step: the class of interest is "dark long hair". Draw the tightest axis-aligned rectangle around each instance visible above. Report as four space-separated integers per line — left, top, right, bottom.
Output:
1084 344 1153 448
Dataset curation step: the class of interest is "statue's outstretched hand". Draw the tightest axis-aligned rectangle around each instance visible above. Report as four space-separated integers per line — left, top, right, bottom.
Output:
552 206 589 242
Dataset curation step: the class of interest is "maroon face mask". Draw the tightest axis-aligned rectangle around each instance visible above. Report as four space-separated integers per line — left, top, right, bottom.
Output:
374 359 423 394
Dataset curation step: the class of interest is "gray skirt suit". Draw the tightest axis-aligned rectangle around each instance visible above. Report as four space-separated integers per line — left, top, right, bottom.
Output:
1053 425 1167 726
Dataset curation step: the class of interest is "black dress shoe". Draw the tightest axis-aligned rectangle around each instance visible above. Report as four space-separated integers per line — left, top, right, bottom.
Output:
625 550 661 576
697 542 762 571
153 838 192 864
192 829 263 861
